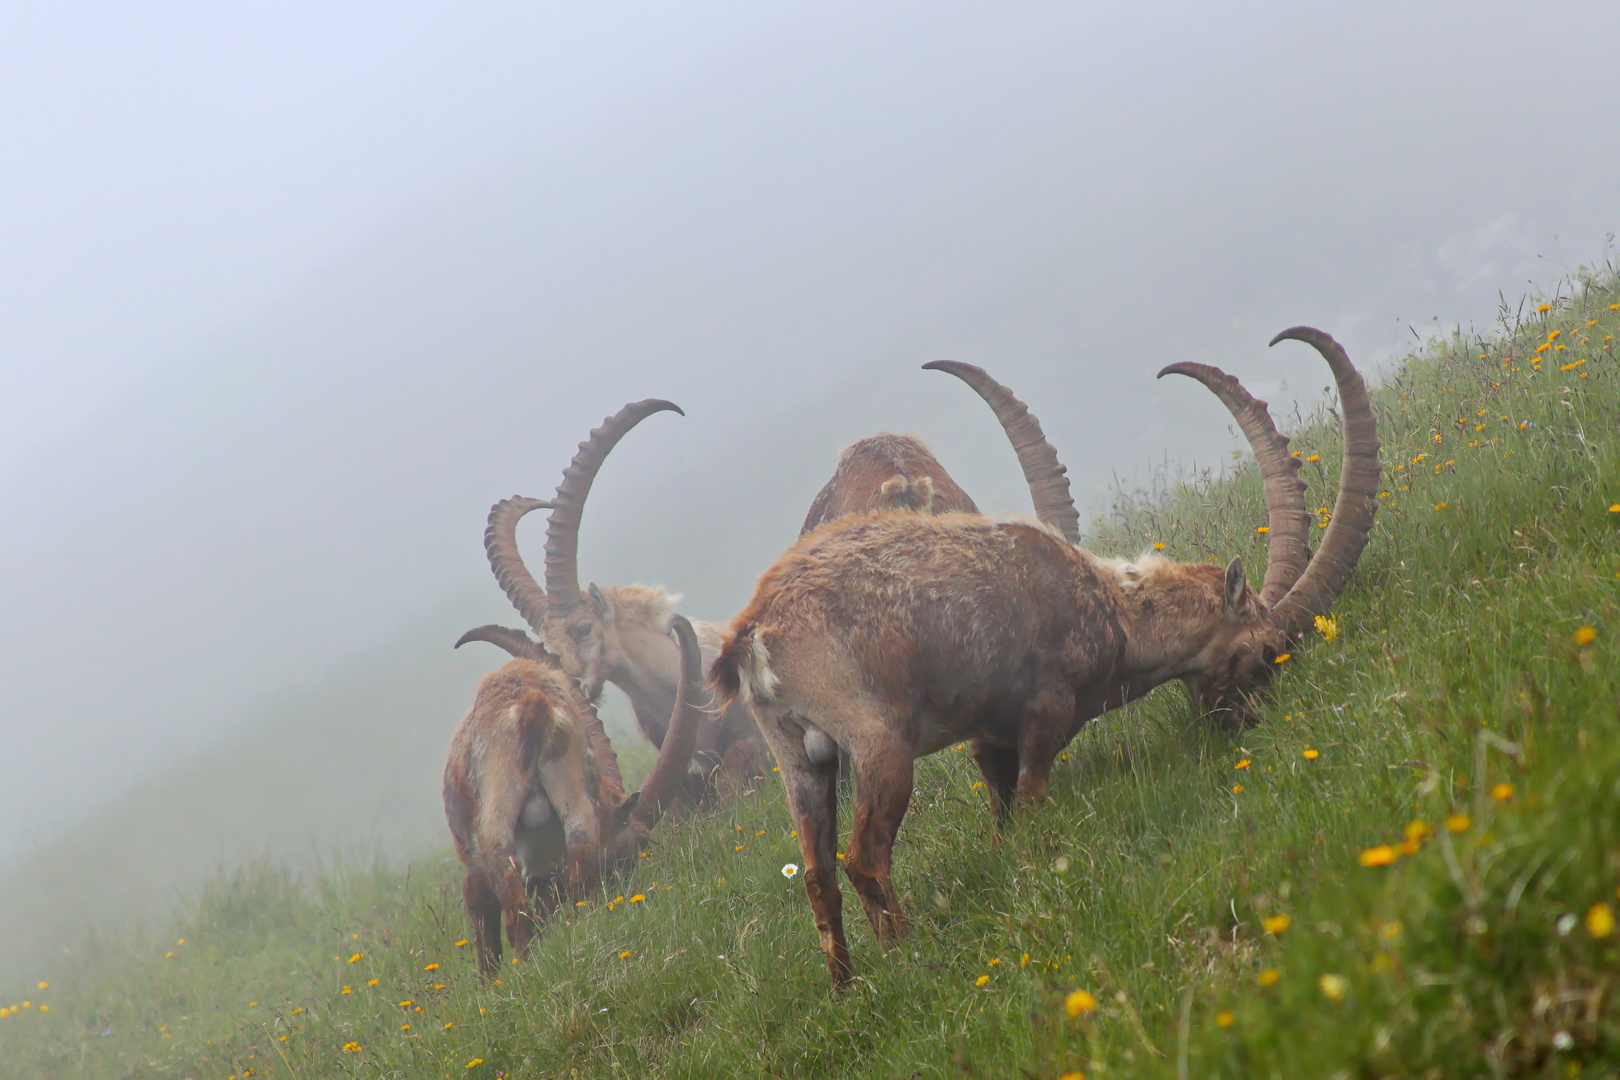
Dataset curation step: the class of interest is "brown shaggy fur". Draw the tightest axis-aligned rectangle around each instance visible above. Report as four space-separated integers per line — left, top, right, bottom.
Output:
799 433 979 535
711 512 1285 987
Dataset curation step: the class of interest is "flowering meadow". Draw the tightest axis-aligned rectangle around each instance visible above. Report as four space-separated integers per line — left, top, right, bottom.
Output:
5 273 1620 1077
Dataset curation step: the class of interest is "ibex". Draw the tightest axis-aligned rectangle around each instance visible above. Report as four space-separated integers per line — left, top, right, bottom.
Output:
711 327 1379 987
460 402 767 792
443 613 703 976
798 361 1082 543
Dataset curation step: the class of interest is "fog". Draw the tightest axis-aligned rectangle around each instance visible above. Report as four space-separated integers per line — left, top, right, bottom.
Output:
2 2 1617 974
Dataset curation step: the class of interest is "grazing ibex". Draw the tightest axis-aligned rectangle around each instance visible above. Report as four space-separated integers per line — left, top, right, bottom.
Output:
443 614 703 976
462 403 767 793
799 362 1082 543
711 328 1379 987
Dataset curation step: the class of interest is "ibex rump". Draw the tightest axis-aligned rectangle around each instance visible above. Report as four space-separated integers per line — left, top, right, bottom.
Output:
444 614 703 975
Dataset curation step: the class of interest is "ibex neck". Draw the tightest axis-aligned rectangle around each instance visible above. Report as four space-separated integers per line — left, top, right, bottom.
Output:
1101 556 1227 688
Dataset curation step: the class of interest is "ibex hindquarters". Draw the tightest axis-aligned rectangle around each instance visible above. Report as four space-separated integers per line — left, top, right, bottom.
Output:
443 661 601 976
445 614 708 977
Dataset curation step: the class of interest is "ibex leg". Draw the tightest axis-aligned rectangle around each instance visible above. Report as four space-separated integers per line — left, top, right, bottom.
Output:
462 869 504 977
843 730 912 948
1014 684 1077 811
758 706 849 987
970 739 1019 826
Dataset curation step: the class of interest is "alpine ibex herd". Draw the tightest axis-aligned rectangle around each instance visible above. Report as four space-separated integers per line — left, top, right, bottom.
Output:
446 325 1380 990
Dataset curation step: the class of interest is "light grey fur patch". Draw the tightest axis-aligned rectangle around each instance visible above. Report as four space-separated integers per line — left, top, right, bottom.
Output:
743 634 780 703
803 723 838 768
519 790 555 829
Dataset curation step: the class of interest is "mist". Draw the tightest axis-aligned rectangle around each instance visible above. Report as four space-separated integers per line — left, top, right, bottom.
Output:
3 1 1617 974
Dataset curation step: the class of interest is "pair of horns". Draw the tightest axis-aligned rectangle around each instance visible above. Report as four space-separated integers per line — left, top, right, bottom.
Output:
1158 326 1381 635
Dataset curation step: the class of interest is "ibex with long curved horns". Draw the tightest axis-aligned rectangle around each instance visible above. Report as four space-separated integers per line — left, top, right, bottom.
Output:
711 328 1380 987
459 403 767 792
443 614 703 976
799 361 1081 543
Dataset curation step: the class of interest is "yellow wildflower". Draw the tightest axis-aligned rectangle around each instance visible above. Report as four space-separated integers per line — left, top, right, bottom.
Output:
1233 784 1243 794
1574 625 1596 646
1257 968 1280 987
424 963 439 971
1314 614 1339 642
1064 989 1097 1015
347 953 363 963
1262 914 1291 934
1318 973 1348 1002
1058 1073 1086 1080
1306 454 1321 462
341 986 351 995
1303 748 1320 760
1359 845 1398 867
1216 1010 1234 1028
1446 814 1470 833
1021 953 1030 968
367 979 378 987
36 983 47 991
1274 652 1291 664
975 974 990 987
1256 525 1270 534
1404 820 1431 842
1537 303 1552 312
455 939 469 947
1586 902 1615 938
1491 783 1515 803
630 894 645 903
466 1060 484 1069
342 1042 361 1053
1235 759 1251 770
1152 542 1166 550
619 951 632 959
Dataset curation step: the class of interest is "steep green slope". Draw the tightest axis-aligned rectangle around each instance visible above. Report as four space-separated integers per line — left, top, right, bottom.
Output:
5 276 1618 1079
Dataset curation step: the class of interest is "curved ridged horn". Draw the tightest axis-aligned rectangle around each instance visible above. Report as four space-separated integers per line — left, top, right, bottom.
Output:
1265 327 1381 635
922 361 1081 544
1155 363 1310 605
572 685 626 810
483 497 553 635
543 400 684 614
626 614 704 835
453 624 547 662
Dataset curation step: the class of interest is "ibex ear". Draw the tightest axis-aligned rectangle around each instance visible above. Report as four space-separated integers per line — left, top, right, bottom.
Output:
1223 557 1248 614
611 790 641 832
588 583 614 623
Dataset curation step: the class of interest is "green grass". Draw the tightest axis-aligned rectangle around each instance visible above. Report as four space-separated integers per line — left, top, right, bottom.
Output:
6 274 1620 1079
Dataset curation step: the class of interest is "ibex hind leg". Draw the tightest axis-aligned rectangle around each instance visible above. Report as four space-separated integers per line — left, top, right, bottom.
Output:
462 868 504 977
756 704 849 987
843 723 913 949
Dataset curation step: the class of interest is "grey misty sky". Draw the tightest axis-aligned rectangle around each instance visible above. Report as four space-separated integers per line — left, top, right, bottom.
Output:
0 1 1617 865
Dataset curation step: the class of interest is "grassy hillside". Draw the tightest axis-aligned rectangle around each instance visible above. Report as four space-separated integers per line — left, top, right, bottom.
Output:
5 274 1619 1079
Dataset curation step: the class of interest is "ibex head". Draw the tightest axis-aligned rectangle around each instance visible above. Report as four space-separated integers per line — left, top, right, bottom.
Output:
475 400 684 702
1158 326 1381 727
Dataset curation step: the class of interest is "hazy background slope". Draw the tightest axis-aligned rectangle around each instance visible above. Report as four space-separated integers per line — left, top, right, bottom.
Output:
2 1 1618 973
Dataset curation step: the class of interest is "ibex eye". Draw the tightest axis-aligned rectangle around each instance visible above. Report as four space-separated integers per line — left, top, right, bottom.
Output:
570 624 591 640
1262 646 1278 664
